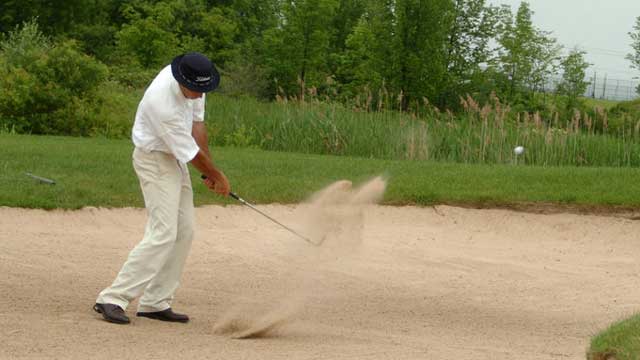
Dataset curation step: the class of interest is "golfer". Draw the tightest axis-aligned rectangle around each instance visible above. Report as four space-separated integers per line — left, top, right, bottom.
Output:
94 52 230 324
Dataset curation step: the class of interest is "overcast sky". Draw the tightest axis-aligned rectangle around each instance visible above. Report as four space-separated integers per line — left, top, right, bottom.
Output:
487 0 640 81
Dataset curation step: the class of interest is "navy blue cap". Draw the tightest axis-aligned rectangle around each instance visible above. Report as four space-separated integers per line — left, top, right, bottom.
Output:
171 52 220 93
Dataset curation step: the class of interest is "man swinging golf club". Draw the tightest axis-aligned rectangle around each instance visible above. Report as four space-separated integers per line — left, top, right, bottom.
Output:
94 52 230 324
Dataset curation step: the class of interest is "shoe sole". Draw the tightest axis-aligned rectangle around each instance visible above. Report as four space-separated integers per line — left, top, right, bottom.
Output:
93 305 130 325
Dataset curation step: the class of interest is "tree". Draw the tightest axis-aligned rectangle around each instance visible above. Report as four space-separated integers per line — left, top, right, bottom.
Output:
0 0 128 62
495 1 562 104
338 0 451 110
338 0 394 97
557 48 590 107
228 0 279 57
442 0 500 107
0 0 98 34
528 30 562 95
330 0 366 54
326 0 366 85
627 16 640 94
177 0 238 65
115 1 182 69
115 0 237 69
263 0 339 99
393 0 452 109
215 0 278 98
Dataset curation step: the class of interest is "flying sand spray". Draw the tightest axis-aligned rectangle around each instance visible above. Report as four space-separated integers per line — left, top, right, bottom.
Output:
213 176 387 339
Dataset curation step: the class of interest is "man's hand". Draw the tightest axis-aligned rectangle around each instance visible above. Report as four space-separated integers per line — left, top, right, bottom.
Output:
190 150 230 196
202 176 216 189
212 172 230 196
201 173 230 196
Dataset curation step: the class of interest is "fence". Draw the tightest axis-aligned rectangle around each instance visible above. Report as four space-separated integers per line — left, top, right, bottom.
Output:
585 73 639 101
543 73 639 101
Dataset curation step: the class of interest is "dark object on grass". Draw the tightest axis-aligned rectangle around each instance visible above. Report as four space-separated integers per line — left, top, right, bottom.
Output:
25 173 56 185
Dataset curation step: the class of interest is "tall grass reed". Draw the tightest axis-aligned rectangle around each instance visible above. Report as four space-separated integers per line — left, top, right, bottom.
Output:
206 92 640 167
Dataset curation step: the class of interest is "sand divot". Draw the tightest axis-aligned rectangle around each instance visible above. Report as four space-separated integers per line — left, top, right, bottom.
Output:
213 177 387 339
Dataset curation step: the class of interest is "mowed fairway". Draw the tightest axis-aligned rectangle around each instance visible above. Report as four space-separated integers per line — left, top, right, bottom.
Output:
2 204 640 359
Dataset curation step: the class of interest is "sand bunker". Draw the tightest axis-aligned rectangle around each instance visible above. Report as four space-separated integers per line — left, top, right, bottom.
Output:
2 192 640 359
212 177 387 338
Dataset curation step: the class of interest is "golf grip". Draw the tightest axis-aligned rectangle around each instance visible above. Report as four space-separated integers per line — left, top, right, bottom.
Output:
200 174 239 200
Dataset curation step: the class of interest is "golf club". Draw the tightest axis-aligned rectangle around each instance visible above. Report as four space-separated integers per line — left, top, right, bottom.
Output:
25 173 56 185
201 175 321 246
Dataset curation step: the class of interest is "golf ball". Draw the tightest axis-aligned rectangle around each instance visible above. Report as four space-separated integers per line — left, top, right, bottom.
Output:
514 146 524 155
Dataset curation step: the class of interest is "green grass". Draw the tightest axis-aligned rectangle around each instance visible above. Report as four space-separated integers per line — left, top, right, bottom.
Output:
6 85 640 167
582 97 621 110
610 98 640 119
3 134 640 210
588 315 640 360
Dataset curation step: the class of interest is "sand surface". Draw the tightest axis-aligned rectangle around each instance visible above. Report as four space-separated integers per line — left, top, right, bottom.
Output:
2 193 640 359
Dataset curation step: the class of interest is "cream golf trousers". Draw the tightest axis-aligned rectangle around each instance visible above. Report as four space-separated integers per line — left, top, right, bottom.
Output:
96 148 194 312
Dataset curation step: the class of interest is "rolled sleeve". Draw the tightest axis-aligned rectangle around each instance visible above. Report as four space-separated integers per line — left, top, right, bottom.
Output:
193 94 205 122
159 126 200 163
148 107 200 163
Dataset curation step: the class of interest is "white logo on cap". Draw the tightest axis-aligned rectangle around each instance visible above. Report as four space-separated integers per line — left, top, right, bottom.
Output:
196 76 211 82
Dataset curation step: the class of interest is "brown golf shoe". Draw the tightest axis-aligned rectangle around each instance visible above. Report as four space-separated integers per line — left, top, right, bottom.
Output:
136 308 189 323
93 303 130 324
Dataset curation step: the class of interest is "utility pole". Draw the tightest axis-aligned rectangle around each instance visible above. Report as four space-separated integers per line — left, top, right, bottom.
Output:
602 74 608 99
592 72 597 98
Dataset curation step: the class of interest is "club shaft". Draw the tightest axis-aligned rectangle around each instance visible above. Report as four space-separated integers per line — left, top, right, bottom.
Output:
230 192 316 245
199 176 317 245
25 173 56 185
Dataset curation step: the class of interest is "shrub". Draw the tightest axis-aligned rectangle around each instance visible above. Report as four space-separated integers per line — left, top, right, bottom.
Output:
90 80 142 138
218 59 271 99
0 20 109 135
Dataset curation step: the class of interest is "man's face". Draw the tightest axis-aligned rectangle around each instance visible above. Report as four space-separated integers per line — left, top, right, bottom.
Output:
179 85 203 99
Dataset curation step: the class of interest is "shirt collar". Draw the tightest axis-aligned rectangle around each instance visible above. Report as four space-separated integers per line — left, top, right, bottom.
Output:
170 77 189 103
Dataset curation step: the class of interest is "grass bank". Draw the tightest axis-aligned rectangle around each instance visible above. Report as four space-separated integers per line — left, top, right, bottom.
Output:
206 94 640 167
588 315 640 360
3 134 640 210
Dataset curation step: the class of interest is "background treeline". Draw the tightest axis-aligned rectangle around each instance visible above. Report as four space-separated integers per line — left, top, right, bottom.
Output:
0 1 607 107
1 0 640 167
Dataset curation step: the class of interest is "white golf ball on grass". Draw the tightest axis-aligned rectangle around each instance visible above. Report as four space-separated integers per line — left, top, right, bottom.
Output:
514 146 524 155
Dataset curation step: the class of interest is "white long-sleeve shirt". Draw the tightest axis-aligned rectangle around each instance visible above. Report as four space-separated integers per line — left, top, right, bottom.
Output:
132 65 205 163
